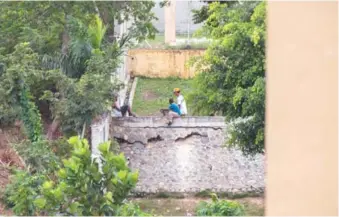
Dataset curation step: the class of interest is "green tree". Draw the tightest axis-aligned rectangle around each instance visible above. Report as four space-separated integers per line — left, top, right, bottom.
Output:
0 14 134 136
42 61 123 136
0 1 158 54
191 1 239 25
0 1 94 54
0 43 52 140
5 137 142 216
189 2 266 155
95 1 158 42
0 1 159 132
0 40 122 137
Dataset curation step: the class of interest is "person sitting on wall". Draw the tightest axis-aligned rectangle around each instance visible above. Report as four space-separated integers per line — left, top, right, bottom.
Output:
173 88 187 116
112 95 137 117
167 98 181 126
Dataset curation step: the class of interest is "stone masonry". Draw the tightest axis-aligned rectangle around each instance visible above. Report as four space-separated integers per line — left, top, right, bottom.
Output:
111 117 264 195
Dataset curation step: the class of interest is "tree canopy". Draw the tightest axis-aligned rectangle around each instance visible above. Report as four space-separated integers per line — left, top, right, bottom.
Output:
0 1 158 136
189 1 266 155
0 1 158 53
191 0 239 24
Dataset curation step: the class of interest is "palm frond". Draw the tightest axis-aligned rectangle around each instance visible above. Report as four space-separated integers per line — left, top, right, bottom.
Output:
68 39 92 68
40 53 62 70
88 15 107 49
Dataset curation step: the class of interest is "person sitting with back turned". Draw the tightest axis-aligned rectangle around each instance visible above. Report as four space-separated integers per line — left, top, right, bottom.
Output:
112 95 136 117
167 98 181 126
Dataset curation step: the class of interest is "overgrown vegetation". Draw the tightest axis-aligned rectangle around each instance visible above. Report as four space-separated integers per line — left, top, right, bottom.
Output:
133 196 264 216
4 137 145 216
188 1 266 155
0 1 158 54
194 189 263 199
195 194 245 216
0 1 159 136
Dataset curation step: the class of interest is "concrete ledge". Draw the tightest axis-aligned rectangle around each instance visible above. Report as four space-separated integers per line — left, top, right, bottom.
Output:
111 116 226 128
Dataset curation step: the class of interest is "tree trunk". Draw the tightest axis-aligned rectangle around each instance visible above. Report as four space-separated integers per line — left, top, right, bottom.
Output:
47 118 61 140
97 2 115 42
81 122 86 139
61 30 70 55
61 12 70 55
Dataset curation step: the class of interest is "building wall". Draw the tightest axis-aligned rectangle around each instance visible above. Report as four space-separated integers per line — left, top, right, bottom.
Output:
128 49 205 78
111 117 264 195
266 1 338 215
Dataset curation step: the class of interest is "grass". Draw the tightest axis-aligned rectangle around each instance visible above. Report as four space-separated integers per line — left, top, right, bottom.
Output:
132 77 194 116
132 197 265 216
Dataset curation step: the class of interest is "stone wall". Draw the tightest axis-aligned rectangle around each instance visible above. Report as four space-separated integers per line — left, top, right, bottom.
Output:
111 117 265 195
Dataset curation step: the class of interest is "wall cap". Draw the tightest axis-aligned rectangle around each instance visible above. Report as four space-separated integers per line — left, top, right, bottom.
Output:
111 116 226 128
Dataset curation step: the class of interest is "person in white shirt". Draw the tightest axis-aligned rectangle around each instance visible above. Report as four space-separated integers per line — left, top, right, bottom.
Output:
173 88 187 116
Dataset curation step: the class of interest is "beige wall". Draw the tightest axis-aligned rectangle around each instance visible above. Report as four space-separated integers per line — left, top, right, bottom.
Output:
266 1 338 216
127 49 205 78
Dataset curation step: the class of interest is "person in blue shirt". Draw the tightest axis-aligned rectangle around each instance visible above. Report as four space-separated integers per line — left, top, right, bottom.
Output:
167 98 181 125
169 98 181 115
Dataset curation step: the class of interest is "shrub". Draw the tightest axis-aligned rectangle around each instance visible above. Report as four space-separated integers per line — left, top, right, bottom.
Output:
12 139 61 173
3 170 47 215
115 202 153 216
4 136 142 216
195 194 245 216
46 137 73 159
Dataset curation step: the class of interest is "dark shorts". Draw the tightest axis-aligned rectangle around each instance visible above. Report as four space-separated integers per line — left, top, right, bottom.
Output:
121 105 129 116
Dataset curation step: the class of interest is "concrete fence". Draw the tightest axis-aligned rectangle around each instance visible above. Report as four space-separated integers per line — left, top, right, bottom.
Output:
127 49 205 78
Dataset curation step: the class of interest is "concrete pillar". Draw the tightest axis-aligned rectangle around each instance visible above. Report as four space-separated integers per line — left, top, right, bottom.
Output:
91 121 104 168
165 0 176 45
104 116 110 142
113 20 130 106
266 1 338 215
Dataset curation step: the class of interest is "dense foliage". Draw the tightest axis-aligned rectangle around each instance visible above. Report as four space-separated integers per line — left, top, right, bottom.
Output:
115 202 152 216
195 194 245 216
4 137 142 216
188 2 266 155
19 86 43 142
0 1 159 136
0 2 158 215
0 1 158 54
0 41 118 136
191 1 239 24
